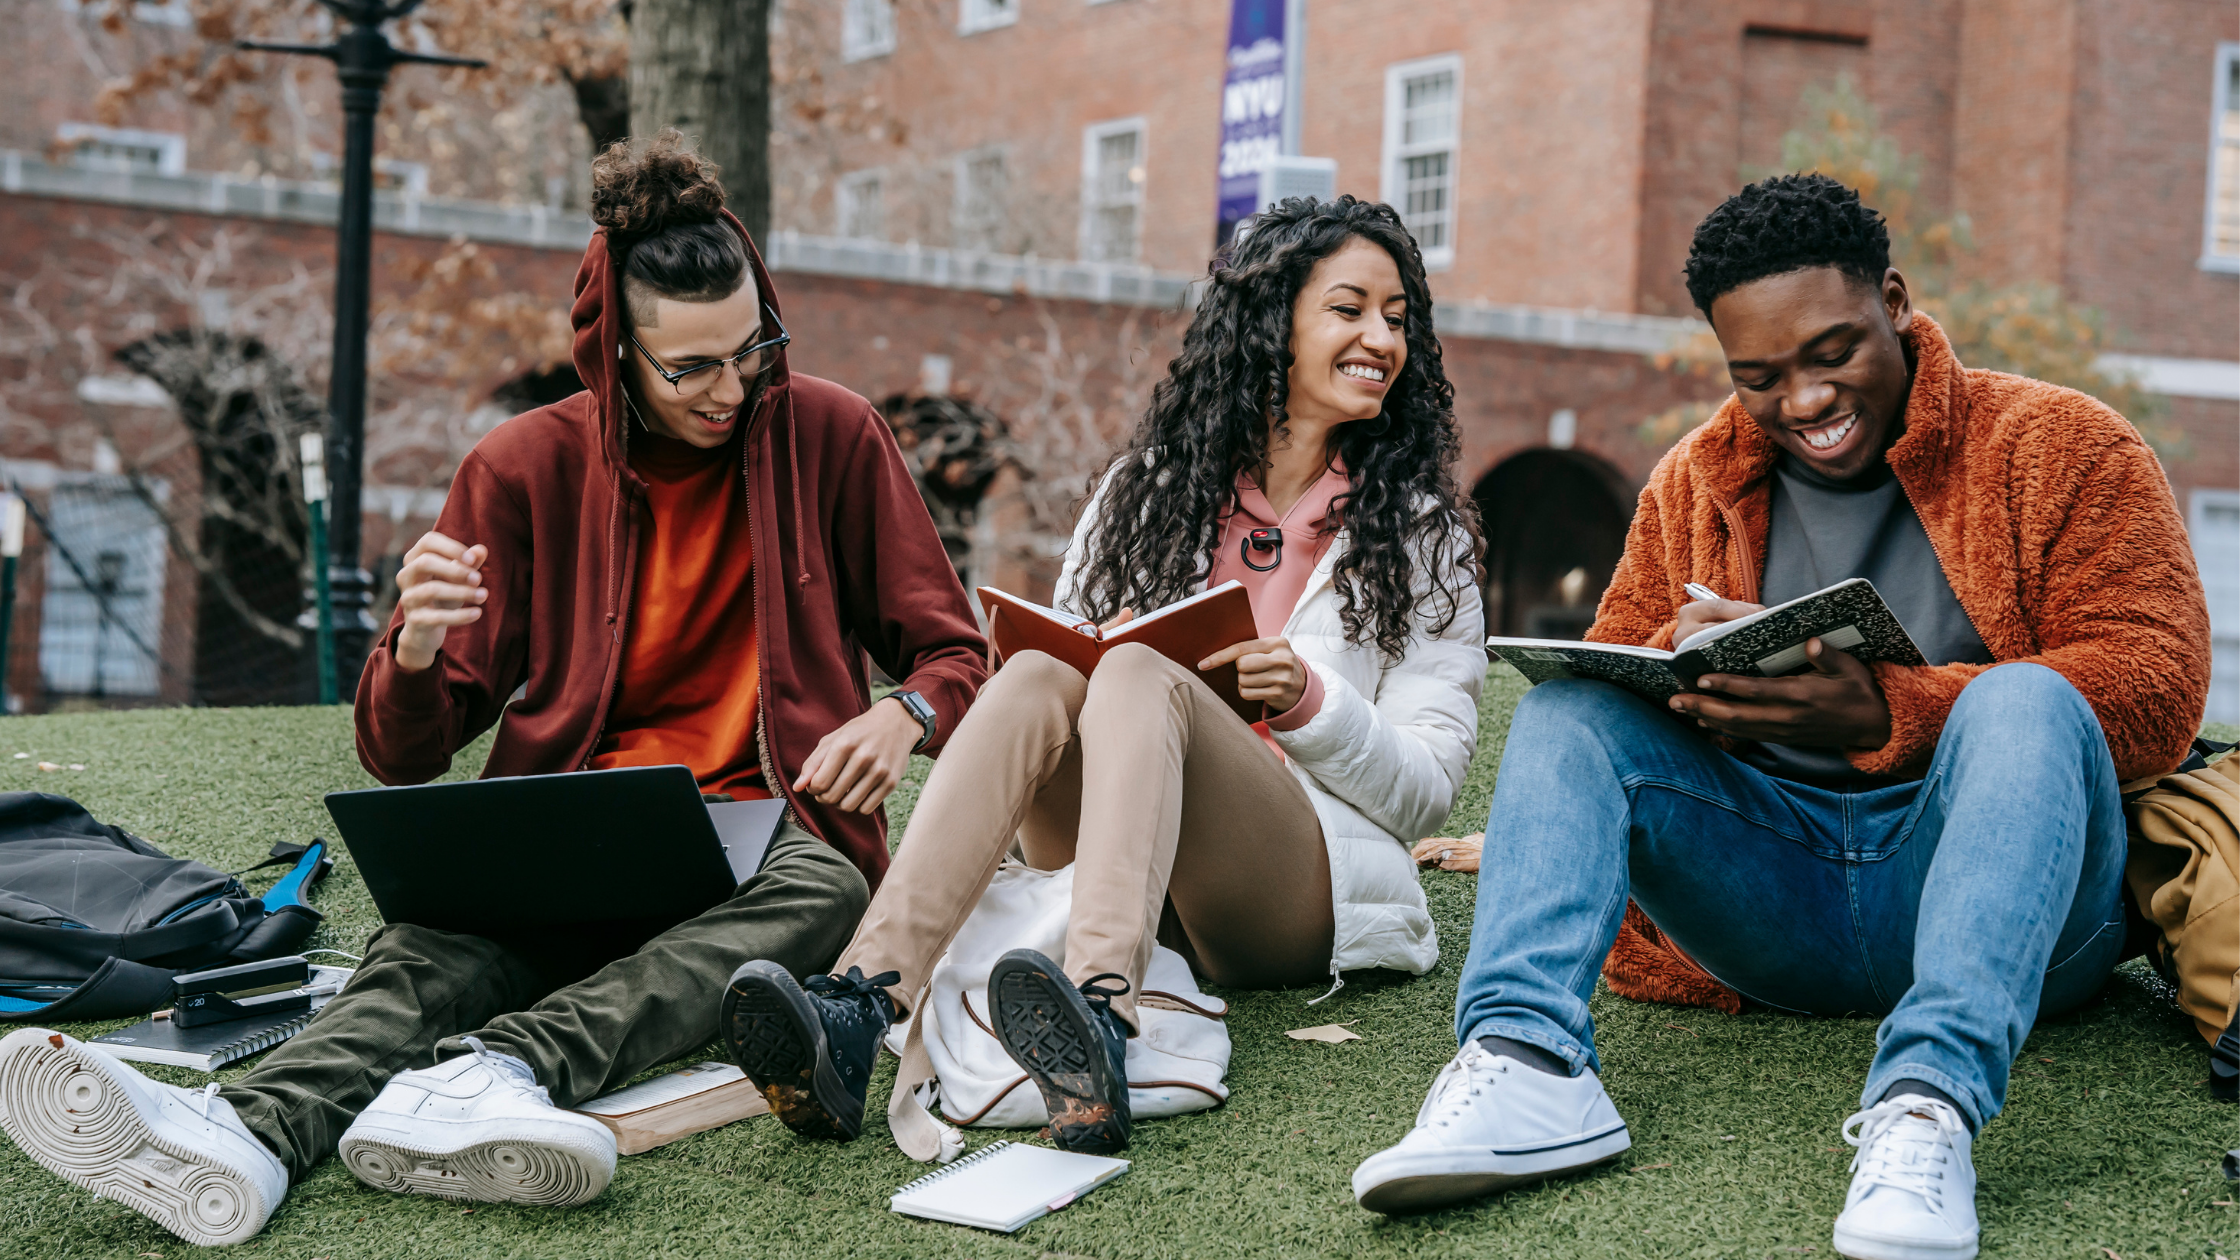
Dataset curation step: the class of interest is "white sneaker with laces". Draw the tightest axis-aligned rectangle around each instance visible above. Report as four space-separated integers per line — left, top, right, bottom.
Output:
0 1027 288 1246
1350 1040 1631 1214
336 1036 615 1207
1832 1094 1979 1260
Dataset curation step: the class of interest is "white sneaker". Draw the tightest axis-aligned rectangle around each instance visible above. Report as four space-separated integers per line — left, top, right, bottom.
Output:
1832 1095 1979 1260
336 1037 615 1207
1350 1040 1631 1214
0 1027 288 1246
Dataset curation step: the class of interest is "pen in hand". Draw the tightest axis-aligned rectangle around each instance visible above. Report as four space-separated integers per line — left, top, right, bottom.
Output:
1683 582 1722 603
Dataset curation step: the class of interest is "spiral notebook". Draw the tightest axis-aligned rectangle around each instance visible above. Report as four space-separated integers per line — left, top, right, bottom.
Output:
888 1140 1129 1232
89 965 352 1072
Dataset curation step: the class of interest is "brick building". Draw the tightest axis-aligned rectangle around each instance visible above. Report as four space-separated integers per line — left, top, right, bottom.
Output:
1 0 2234 715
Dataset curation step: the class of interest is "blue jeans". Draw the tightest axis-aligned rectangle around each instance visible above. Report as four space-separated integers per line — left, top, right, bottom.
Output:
1454 663 2128 1130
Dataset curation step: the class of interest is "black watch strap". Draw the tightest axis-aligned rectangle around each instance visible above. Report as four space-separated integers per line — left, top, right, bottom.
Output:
889 689 936 753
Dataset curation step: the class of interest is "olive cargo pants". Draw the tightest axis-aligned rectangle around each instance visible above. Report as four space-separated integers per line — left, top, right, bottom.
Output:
221 822 867 1180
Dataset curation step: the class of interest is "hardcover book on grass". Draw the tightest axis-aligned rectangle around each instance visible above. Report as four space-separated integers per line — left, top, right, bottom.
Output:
1487 578 1926 705
569 1061 768 1155
977 582 1261 722
90 965 353 1072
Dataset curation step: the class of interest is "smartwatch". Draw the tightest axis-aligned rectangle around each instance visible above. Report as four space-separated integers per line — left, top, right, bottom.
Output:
888 689 937 753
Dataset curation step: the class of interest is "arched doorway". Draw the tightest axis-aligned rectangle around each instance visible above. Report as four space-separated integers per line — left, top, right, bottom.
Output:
1474 449 1632 640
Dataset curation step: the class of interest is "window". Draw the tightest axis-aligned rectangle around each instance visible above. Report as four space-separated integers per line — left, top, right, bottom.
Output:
2204 43 2240 272
1080 119 1147 263
960 0 1017 35
835 169 884 240
2196 489 2240 724
842 0 896 61
953 149 1008 252
1381 55 1462 270
55 124 185 177
38 476 169 698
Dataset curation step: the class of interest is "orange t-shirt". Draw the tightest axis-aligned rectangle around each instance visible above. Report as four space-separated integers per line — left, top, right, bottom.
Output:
589 429 771 800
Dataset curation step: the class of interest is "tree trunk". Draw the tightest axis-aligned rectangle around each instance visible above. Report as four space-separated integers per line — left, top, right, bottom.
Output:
627 0 771 246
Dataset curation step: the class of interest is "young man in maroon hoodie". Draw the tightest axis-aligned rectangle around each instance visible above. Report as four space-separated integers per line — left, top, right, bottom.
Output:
0 135 988 1245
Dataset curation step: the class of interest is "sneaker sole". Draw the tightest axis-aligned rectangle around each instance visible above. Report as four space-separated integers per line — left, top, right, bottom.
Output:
1831 1221 1979 1260
0 1032 275 1246
1353 1124 1632 1215
722 962 860 1140
986 951 1129 1155
337 1121 614 1207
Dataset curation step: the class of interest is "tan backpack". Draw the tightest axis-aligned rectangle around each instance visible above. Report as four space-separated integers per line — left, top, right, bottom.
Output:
2124 739 2239 1100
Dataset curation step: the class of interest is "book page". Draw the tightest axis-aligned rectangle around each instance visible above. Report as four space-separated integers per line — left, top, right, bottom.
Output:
577 1062 745 1118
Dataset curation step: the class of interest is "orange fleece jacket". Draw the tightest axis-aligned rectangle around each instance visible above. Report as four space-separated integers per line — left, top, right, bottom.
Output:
1590 314 2211 1013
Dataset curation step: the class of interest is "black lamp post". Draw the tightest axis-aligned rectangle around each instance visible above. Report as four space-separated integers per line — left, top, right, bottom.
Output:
240 1 483 693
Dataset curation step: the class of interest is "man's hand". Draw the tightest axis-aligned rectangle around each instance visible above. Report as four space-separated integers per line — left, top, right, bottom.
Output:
1199 636 1307 714
792 696 924 814
1669 638 1893 750
393 532 488 672
1673 597 1764 648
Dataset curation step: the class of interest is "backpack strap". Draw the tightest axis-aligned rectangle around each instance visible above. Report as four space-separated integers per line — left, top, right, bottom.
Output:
254 841 331 913
0 956 180 1023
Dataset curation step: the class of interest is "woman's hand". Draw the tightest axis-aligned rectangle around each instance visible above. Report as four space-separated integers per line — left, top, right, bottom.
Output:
1199 636 1307 714
393 532 489 672
1098 608 1135 633
1411 833 1482 873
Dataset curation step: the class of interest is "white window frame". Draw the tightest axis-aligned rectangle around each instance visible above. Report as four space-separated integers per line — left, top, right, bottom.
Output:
1080 117 1148 264
2193 487 2240 724
952 147 1009 252
1380 53 1464 272
2203 42 2240 274
55 124 186 177
834 168 885 240
841 0 896 62
960 0 1018 35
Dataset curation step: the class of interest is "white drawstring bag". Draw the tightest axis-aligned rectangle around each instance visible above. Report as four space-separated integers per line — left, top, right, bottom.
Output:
885 862 1231 1161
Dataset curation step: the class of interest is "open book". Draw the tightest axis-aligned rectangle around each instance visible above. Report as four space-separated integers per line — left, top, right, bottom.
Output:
978 582 1262 723
1486 578 1926 705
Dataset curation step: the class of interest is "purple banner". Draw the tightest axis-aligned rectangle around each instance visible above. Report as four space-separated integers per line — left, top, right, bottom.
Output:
1214 0 1289 249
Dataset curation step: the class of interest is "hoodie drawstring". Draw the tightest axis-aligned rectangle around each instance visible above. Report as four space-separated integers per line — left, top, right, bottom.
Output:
786 393 808 589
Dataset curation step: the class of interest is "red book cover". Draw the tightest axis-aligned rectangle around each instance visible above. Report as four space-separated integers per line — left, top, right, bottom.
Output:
976 582 1263 723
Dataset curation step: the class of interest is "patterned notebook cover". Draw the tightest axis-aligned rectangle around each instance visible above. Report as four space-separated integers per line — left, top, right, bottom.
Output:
1488 579 1925 705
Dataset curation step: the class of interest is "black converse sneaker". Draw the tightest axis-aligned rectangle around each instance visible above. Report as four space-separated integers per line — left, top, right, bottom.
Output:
986 949 1133 1155
721 962 897 1141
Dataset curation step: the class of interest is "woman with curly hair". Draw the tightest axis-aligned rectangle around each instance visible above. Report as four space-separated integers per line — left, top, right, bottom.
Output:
723 195 1485 1157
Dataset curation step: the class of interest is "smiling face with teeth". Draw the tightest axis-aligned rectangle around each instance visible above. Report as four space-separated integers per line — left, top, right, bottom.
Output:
622 276 771 449
1709 265 1917 483
1283 236 1409 429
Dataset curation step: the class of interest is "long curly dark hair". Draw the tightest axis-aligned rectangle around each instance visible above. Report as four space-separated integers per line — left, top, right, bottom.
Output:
1072 195 1478 660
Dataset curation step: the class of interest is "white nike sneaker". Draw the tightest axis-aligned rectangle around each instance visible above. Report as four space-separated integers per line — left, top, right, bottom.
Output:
0 1027 288 1246
1350 1040 1631 1214
336 1037 615 1207
1832 1095 1979 1260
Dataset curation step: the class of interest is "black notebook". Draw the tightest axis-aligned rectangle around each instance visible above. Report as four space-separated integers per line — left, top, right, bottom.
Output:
90 966 352 1072
1487 578 1926 705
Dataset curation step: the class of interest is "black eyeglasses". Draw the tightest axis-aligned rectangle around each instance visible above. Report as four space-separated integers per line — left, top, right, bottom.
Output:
629 304 790 396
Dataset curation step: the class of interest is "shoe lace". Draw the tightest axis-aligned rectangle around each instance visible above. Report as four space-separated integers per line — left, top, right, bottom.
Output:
1076 973 1133 1038
806 967 901 1024
195 1082 222 1121
1842 1096 1966 1214
460 1035 552 1105
1421 1043 1508 1131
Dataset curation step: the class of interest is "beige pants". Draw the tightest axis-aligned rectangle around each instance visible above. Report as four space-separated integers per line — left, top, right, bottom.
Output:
839 643 1333 1030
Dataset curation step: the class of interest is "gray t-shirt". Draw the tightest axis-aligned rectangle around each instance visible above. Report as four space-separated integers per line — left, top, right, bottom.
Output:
1739 454 1992 788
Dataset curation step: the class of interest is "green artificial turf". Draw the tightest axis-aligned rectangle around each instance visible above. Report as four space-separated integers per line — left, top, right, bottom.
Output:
0 675 2233 1259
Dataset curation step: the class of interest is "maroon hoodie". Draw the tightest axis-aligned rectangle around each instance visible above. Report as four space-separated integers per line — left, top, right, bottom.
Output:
353 211 989 886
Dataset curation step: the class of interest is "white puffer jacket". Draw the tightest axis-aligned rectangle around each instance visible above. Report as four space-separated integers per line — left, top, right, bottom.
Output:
1051 483 1483 981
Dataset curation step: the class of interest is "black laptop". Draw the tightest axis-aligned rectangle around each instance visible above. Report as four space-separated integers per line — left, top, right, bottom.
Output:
324 765 786 936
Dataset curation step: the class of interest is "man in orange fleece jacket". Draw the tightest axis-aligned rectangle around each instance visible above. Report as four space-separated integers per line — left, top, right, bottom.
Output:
1353 175 2209 1259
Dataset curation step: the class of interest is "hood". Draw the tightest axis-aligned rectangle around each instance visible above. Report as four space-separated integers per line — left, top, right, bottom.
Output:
568 208 794 479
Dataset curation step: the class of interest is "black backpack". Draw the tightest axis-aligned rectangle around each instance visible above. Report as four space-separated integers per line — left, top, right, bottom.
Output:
0 793 331 1022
